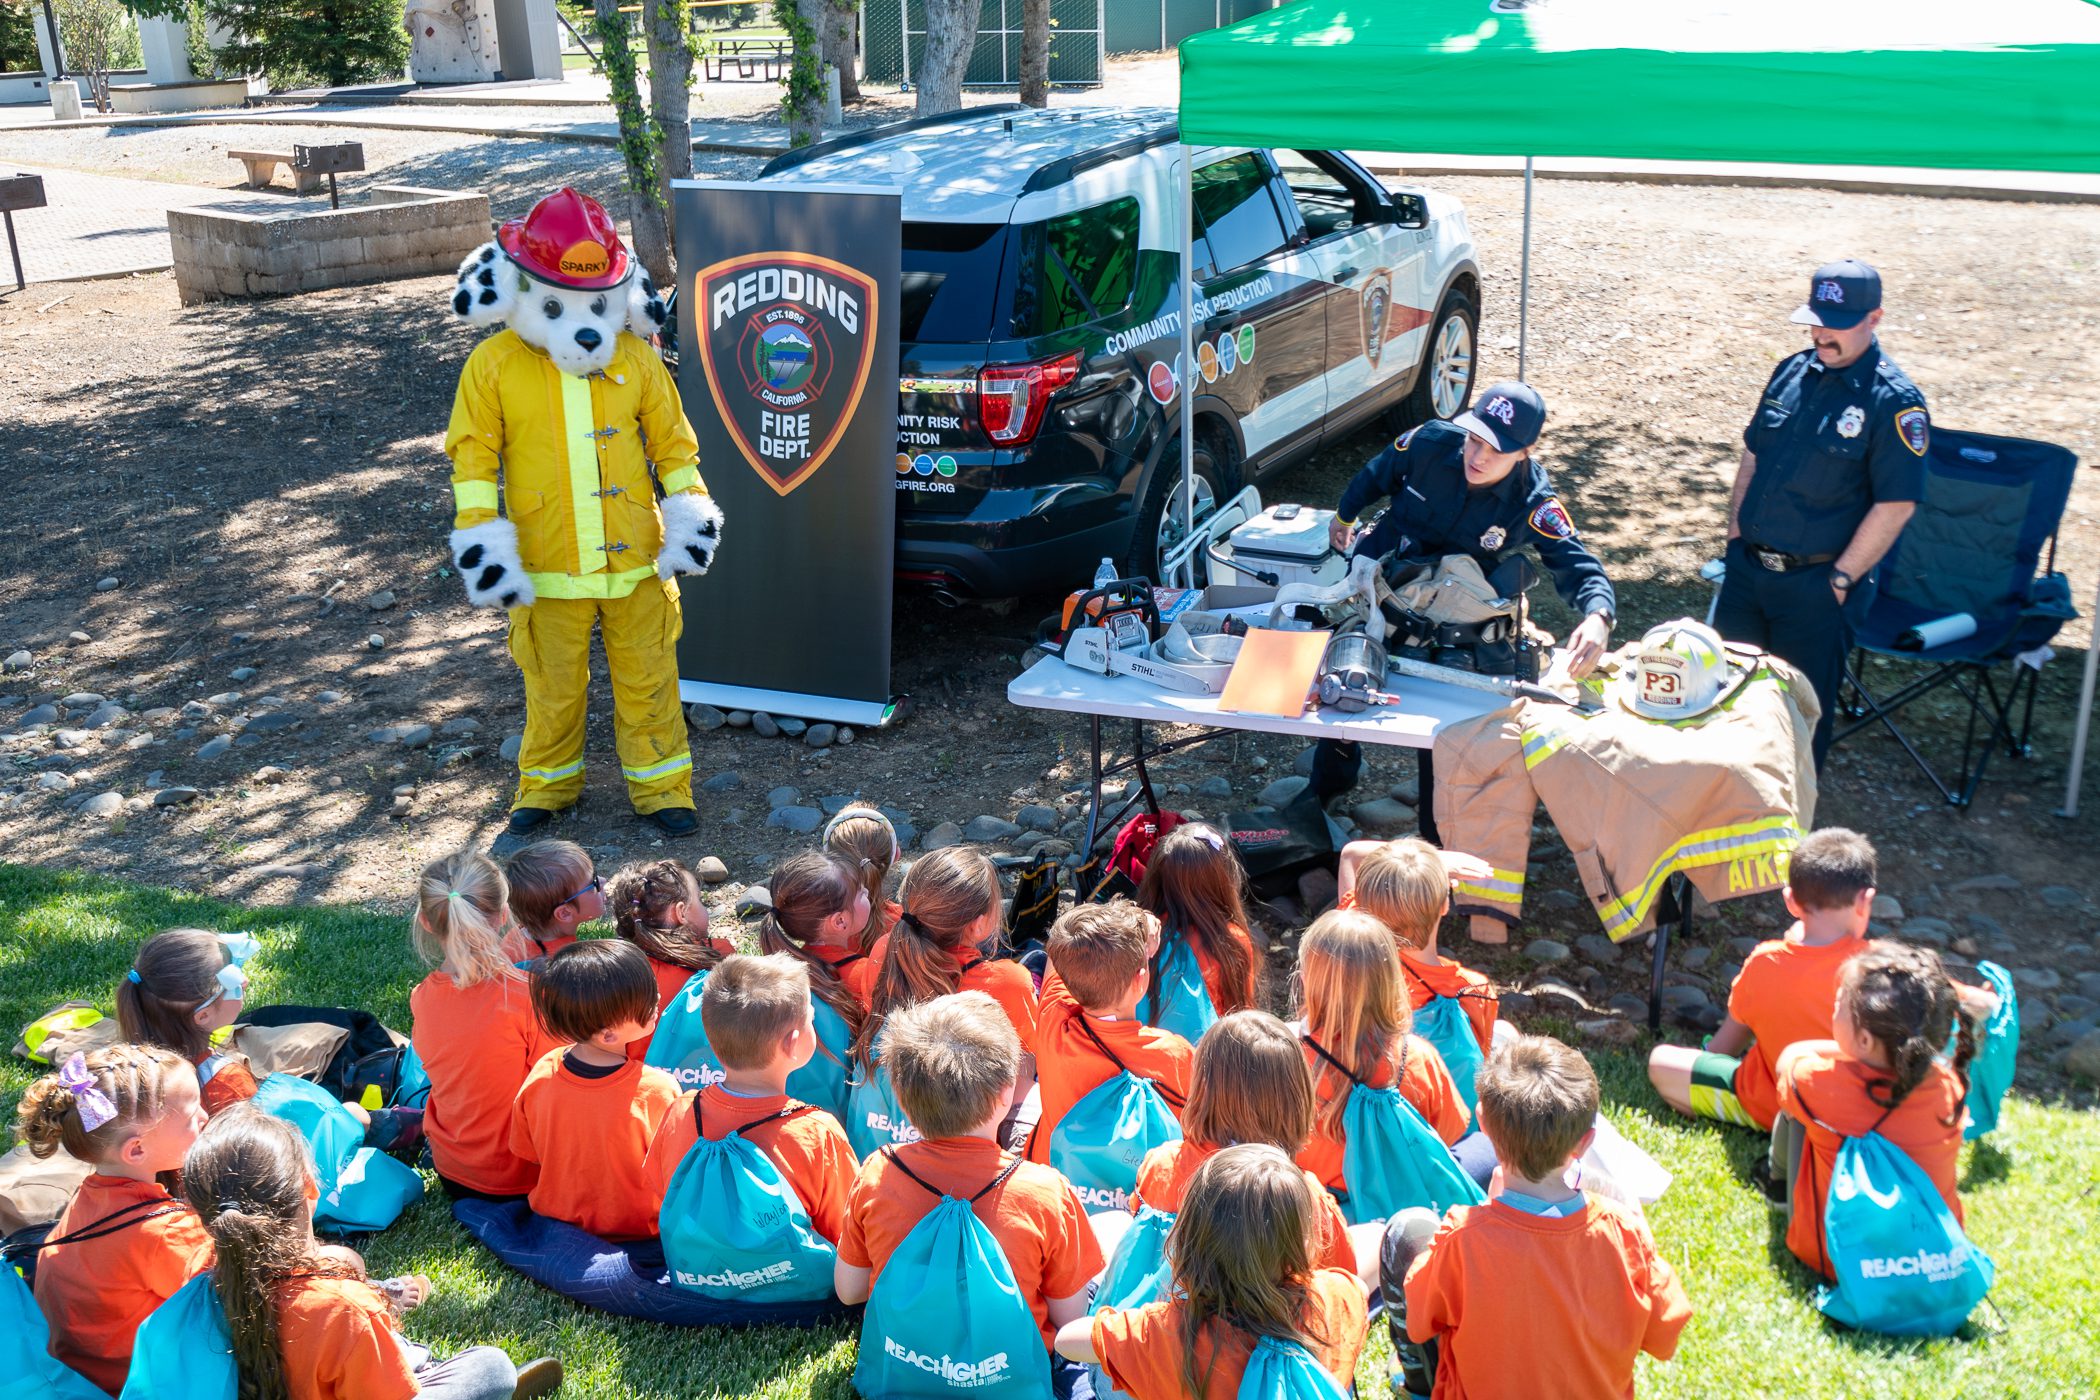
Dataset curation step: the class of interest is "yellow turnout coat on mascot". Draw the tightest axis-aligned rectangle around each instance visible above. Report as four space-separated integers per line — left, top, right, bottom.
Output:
445 326 707 815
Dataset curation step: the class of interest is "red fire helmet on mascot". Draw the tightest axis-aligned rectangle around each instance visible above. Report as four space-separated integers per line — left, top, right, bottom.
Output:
497 187 632 291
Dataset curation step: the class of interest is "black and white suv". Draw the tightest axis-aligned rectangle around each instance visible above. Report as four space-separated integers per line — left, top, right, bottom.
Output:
745 104 1482 596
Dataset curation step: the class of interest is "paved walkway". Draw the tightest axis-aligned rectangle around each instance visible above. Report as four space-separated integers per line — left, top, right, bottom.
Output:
0 163 310 283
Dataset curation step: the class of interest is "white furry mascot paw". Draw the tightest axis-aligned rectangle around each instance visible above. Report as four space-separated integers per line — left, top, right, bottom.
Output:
657 492 725 579
451 518 536 609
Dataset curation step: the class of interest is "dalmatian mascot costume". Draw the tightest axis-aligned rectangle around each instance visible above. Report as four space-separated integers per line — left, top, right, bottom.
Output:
445 187 721 839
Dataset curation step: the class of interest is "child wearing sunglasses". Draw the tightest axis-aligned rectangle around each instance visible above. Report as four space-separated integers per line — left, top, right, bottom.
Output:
117 928 369 1128
501 839 604 967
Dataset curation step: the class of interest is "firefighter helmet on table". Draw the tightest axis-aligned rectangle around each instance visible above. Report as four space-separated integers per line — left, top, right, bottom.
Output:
1621 619 1738 720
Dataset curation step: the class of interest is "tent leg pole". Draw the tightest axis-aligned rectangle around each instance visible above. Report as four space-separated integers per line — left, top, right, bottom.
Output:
1177 146 1197 588
2058 572 2100 817
1518 155 1534 380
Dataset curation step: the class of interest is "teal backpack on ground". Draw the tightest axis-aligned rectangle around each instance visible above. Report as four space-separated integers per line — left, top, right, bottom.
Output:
645 969 727 1092
1087 1203 1178 1400
846 1054 921 1161
784 996 856 1124
118 1273 237 1400
250 1073 423 1232
1960 961 2018 1141
391 1042 431 1109
4 1262 104 1400
1045 1020 1185 1213
1136 932 1219 1044
1305 1035 1484 1226
1405 969 1487 1119
851 1152 1051 1399
659 1100 837 1303
1810 1096 1994 1337
1237 1335 1349 1400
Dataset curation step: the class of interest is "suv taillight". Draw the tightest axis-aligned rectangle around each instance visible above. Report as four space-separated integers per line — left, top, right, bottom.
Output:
978 352 1080 445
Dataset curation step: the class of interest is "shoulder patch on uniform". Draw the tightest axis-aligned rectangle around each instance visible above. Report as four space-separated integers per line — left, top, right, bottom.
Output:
1529 498 1576 541
1896 406 1929 457
1394 427 1417 452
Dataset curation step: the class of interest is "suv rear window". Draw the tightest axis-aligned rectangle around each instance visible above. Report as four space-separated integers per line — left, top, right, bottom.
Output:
1009 197 1140 337
900 222 1011 342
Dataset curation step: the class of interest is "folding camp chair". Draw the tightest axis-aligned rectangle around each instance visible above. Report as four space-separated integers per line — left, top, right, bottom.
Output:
1833 427 2079 806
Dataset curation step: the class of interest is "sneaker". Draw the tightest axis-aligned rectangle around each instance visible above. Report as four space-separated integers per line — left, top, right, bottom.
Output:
639 807 699 837
513 1357 564 1398
1751 1158 1788 1209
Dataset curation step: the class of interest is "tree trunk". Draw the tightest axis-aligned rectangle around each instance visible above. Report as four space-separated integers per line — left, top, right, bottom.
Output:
822 0 859 103
776 0 824 146
642 0 694 245
913 0 977 116
591 0 673 286
1017 0 1048 108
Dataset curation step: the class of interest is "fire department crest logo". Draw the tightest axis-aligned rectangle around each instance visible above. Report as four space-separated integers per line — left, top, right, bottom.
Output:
1837 405 1864 439
691 250 879 497
1897 406 1929 456
1360 271 1393 370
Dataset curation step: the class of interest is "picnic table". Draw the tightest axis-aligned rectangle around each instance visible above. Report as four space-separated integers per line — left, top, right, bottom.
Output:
702 36 790 81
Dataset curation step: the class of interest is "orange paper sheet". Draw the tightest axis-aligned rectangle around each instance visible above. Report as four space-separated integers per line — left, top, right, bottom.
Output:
1217 628 1331 717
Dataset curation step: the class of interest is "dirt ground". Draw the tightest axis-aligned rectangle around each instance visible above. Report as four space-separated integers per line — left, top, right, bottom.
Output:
2 167 2097 1085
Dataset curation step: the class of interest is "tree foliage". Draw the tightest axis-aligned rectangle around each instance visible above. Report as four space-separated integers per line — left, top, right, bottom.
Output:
1 1 39 75
202 0 409 88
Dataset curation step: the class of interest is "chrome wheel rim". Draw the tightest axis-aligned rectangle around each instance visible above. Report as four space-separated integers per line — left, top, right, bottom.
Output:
1430 313 1474 419
1159 468 1218 558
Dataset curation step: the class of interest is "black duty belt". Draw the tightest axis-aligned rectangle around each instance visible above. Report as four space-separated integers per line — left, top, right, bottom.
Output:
1746 544 1838 573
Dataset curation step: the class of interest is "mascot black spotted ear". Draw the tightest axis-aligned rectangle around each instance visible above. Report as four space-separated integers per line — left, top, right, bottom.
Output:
444 187 717 841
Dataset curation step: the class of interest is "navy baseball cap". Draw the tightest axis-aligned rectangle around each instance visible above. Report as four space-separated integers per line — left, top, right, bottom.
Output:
1790 259 1881 330
1452 381 1546 453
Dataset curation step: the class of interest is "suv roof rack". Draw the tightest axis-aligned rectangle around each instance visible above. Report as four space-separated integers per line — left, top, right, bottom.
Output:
1019 122 1179 194
759 103 1032 178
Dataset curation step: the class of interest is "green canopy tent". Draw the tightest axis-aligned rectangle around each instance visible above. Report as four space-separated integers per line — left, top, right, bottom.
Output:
1166 0 2100 813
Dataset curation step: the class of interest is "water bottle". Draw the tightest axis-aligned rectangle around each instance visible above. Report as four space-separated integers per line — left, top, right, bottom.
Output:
1093 557 1117 590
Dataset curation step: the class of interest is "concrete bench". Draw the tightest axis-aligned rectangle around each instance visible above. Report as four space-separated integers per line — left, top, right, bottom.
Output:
228 150 323 195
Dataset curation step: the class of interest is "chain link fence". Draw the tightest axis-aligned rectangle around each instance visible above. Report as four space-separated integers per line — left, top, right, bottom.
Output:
860 0 1102 89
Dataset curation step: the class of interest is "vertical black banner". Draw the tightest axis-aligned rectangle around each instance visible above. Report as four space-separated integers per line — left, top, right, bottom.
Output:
671 181 901 710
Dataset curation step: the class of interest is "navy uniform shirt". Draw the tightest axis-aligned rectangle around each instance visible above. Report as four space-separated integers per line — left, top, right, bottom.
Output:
1738 340 1930 556
1335 419 1615 618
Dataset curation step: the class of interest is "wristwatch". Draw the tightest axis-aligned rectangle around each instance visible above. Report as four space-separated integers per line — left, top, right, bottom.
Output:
1831 569 1855 593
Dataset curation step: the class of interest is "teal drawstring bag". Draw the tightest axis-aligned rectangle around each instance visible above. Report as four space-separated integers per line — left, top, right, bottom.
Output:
785 996 856 1124
1810 1095 1993 1337
1237 1335 1349 1400
1404 967 1487 1119
118 1273 236 1400
845 1054 921 1161
852 1152 1051 1399
1087 1202 1178 1400
1960 961 2018 1141
645 969 727 1093
1304 1035 1483 1226
391 1042 431 1109
1135 932 1219 1044
249 1073 423 1232
1045 1020 1185 1213
4 1262 104 1400
660 1100 837 1303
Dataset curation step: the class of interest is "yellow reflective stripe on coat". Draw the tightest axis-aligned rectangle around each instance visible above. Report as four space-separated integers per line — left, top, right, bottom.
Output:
659 466 700 497
453 479 500 515
622 750 693 783
526 564 658 600
558 371 606 574
1454 866 1526 907
1521 722 1573 769
522 758 585 782
1596 816 1802 938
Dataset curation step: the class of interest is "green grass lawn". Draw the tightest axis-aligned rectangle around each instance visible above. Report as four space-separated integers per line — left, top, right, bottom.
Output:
4 862 2095 1398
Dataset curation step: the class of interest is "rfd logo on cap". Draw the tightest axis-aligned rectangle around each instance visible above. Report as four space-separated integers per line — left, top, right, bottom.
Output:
1816 279 1845 305
560 241 611 279
1483 396 1515 424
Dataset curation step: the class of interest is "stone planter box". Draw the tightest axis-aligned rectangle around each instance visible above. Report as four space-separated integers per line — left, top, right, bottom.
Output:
169 185 492 304
109 78 250 113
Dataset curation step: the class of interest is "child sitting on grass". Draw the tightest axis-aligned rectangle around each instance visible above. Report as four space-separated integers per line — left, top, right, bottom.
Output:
19 1044 211 1393
1132 822 1262 1028
409 851 555 1204
1648 827 1878 1136
1338 838 1506 1066
1385 1035 1692 1400
643 954 859 1243
604 858 732 1060
1059 1143 1370 1399
501 839 601 966
183 1105 561 1400
836 991 1103 1399
1772 942 1972 1279
511 940 679 1241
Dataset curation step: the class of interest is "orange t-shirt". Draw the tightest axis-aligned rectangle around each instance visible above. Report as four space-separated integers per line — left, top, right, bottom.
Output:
1404 1197 1693 1400
197 1054 260 1117
1297 1031 1469 1194
1724 929 1867 1129
500 926 578 965
1776 1041 1966 1279
815 942 881 1009
643 1086 861 1242
1399 949 1498 1054
839 1136 1103 1350
411 968 557 1196
1134 1140 1355 1276
1026 983 1194 1167
1093 1267 1368 1400
275 1275 419 1400
34 1175 214 1393
509 1049 680 1240
1172 923 1261 1014
865 942 1040 1051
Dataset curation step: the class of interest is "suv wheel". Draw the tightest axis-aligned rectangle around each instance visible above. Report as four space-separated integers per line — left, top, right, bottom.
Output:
1123 432 1239 583
1396 287 1477 429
